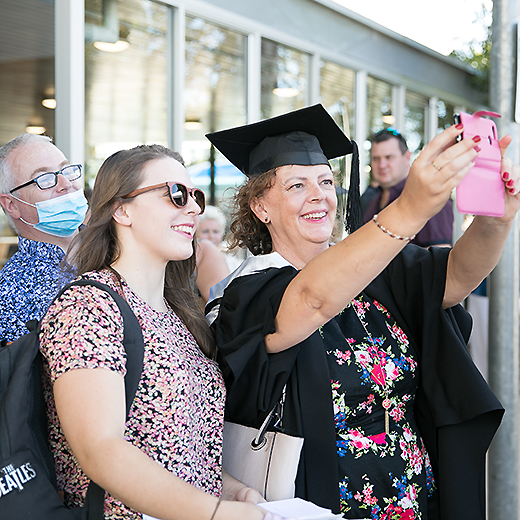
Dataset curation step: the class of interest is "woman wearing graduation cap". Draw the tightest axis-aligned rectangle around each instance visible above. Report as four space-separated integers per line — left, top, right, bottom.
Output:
205 104 520 520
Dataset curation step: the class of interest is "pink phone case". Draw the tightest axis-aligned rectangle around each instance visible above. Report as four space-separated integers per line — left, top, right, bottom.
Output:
456 110 504 217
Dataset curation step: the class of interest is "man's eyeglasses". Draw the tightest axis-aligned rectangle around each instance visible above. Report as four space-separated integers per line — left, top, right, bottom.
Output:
123 182 206 213
10 164 82 193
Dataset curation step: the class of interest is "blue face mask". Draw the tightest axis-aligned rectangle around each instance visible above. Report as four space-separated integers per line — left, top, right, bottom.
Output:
13 189 88 237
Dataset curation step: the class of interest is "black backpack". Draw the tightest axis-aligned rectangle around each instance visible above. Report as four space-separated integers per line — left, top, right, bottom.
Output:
0 279 145 519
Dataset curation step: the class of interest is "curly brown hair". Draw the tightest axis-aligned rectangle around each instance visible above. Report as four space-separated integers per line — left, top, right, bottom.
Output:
227 168 277 256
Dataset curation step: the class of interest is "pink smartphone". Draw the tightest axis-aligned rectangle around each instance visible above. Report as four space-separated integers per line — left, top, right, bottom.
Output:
454 111 504 217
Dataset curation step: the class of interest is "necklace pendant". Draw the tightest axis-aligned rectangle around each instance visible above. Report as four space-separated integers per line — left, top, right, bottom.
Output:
383 398 391 434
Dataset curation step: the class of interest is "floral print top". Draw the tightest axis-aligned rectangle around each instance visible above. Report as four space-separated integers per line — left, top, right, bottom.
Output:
322 294 436 520
39 270 225 519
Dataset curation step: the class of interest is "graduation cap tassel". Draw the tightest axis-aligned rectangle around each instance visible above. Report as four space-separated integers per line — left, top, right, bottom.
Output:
345 140 363 235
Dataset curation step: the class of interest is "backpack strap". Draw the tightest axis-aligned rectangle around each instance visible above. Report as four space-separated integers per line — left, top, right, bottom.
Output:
50 279 145 520
61 279 145 416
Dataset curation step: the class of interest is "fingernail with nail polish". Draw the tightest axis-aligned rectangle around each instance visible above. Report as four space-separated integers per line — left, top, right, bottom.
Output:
503 172 510 180
506 179 514 188
455 123 464 129
474 146 481 153
473 135 481 143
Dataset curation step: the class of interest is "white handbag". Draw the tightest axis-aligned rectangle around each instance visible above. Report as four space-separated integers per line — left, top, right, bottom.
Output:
222 388 304 501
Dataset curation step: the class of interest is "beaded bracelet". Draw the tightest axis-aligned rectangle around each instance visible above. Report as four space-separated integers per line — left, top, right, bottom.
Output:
209 499 221 520
372 214 416 242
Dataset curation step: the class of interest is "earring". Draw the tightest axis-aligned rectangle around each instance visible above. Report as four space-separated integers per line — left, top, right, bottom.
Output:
264 216 269 223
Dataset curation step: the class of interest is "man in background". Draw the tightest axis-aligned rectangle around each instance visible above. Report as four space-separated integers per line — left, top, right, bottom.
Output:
363 128 453 248
0 134 88 342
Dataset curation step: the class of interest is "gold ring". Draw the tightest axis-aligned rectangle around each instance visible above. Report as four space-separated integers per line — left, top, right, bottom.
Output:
432 161 442 171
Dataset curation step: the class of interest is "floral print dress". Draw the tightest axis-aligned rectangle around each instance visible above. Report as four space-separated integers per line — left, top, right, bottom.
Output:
322 294 436 520
39 270 225 519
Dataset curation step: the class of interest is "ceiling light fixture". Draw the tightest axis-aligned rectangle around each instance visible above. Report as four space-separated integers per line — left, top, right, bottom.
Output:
26 126 46 135
184 120 203 130
42 98 57 109
272 87 299 98
93 40 130 52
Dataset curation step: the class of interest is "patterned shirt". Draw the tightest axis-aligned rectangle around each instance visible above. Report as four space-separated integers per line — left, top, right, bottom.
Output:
40 270 225 519
0 236 74 343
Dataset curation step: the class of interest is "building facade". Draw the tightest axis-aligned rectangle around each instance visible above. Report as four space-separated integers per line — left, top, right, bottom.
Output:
0 0 485 251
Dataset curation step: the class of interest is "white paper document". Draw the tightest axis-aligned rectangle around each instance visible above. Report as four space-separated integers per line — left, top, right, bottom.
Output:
144 498 367 520
259 497 352 519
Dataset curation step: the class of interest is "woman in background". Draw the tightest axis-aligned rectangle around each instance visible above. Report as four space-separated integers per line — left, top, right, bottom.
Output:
197 205 227 247
197 204 243 272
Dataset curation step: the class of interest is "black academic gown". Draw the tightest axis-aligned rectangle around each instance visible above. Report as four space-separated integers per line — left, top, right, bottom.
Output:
209 245 504 519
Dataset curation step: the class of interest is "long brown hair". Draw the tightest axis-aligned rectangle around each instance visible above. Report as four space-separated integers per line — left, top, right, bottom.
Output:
69 144 215 358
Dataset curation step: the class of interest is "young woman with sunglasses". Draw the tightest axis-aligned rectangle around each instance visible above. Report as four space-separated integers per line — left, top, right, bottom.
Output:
38 145 279 520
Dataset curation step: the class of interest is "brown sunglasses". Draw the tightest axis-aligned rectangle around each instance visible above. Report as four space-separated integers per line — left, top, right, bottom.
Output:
123 182 205 213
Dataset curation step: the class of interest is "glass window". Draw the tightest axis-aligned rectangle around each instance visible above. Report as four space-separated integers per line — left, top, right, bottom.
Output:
319 60 355 138
365 76 394 196
84 0 168 186
0 1 55 144
366 76 393 140
437 99 456 132
404 90 429 158
261 39 308 119
0 0 55 254
184 16 247 205
319 60 356 240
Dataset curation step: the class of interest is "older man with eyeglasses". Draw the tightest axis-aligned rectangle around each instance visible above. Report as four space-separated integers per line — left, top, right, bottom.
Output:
0 134 88 343
363 128 454 248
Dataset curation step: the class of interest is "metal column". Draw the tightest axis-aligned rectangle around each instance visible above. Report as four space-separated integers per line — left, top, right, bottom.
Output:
54 0 84 166
488 0 520 517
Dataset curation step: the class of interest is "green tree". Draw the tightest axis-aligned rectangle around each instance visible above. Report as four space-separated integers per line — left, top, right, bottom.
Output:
450 2 492 104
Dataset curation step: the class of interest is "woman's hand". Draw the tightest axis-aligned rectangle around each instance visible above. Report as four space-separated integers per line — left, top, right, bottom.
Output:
222 469 265 504
214 500 286 520
495 134 520 222
444 134 520 307
396 123 479 228
219 471 291 519
235 486 265 504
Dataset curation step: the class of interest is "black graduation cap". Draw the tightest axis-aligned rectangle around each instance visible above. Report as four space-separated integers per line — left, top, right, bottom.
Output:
206 104 352 176
206 104 362 233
